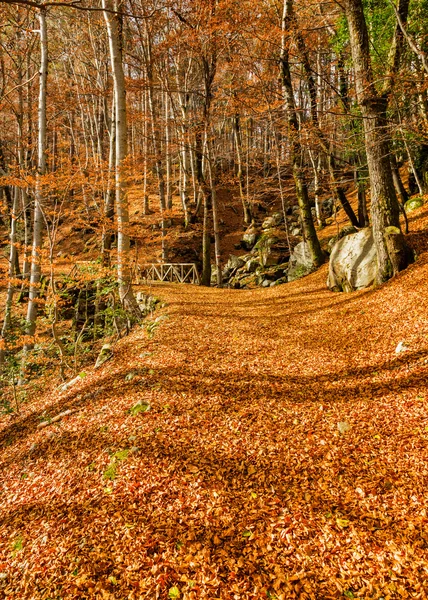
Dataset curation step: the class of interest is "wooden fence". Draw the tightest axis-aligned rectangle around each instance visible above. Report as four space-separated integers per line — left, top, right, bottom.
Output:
133 263 200 285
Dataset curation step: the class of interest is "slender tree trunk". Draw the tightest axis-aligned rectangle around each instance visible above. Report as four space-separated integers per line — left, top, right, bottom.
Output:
103 0 139 314
206 136 222 285
22 8 48 369
0 186 20 368
102 95 116 266
201 191 212 286
280 0 323 267
358 183 370 228
165 91 173 210
142 87 150 215
232 114 252 225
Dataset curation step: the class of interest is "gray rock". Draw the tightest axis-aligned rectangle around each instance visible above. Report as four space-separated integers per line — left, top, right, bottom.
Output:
327 225 358 254
327 227 377 292
337 421 351 434
287 242 316 282
322 197 334 218
242 226 260 250
270 276 288 286
95 343 113 369
262 212 283 230
291 227 301 237
395 341 409 354
136 293 159 316
228 254 245 270
222 254 245 278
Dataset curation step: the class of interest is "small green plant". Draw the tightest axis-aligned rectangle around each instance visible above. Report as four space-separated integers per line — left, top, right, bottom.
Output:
103 448 130 481
145 315 168 339
113 449 129 461
11 535 23 555
103 463 117 481
129 401 150 416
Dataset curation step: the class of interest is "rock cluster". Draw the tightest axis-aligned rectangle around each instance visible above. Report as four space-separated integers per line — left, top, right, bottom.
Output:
220 211 318 288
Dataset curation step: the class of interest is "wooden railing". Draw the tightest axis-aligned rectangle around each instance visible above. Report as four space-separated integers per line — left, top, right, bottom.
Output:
133 263 200 285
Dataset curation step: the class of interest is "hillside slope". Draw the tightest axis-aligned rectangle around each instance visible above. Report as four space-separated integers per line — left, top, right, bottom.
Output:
1 206 428 599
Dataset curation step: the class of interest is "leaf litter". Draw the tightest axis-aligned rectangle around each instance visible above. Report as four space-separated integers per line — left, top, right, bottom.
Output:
1 214 428 598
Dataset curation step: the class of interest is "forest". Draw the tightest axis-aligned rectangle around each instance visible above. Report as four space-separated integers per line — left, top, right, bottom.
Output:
1 0 428 598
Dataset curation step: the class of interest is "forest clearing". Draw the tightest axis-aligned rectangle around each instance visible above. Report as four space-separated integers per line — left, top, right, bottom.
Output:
2 0 428 597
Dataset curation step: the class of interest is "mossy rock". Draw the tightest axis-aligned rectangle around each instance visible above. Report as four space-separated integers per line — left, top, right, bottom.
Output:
253 229 279 251
405 197 424 213
287 263 314 282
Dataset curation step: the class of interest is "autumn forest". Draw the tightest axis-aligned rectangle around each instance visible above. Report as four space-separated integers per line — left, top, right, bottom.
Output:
1 0 428 598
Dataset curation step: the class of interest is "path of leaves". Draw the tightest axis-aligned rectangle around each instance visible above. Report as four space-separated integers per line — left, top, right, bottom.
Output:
2 215 428 599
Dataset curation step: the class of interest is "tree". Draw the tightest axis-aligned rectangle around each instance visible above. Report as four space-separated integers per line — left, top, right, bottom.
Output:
102 0 140 314
343 0 412 282
280 0 324 268
21 5 48 368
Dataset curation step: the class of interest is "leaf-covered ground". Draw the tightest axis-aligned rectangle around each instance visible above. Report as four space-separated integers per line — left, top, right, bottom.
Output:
2 213 428 599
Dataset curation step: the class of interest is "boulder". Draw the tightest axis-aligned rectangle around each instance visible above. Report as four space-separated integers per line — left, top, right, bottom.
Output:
95 343 113 369
327 225 358 254
245 258 260 273
327 227 377 292
242 225 260 250
287 242 317 282
405 197 424 213
135 292 159 316
321 197 334 218
259 263 288 283
222 254 245 278
262 212 283 230
270 276 288 287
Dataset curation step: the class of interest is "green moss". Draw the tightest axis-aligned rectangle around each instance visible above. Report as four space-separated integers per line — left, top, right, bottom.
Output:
405 197 424 213
384 226 401 236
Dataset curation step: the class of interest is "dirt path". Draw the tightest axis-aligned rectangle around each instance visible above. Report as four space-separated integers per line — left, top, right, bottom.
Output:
1 245 428 598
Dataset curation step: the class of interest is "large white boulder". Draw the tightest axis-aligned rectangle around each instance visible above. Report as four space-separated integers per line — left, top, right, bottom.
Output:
328 227 377 292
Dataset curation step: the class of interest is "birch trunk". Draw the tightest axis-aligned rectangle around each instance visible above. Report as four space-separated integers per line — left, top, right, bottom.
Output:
103 0 140 313
0 186 20 368
22 8 48 366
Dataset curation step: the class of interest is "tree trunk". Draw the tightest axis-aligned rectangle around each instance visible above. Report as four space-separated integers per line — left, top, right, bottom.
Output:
0 186 20 368
102 95 116 266
232 114 252 225
103 0 140 314
22 7 48 367
357 183 370 228
344 0 411 282
280 0 323 267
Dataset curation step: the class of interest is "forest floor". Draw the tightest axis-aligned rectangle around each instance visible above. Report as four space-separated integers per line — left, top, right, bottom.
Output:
1 205 428 599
